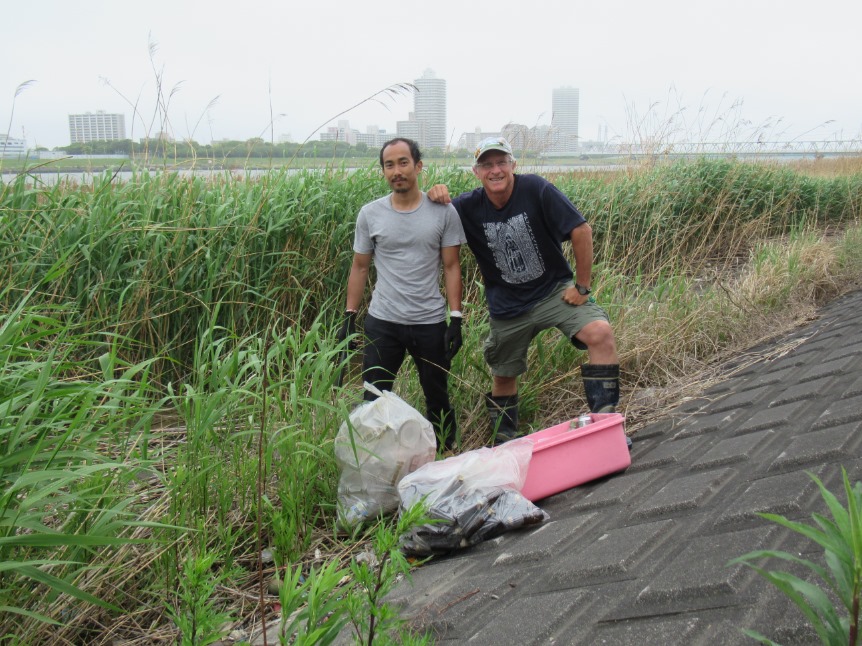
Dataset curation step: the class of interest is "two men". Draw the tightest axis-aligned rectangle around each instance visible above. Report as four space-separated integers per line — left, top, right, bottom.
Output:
428 137 623 445
340 135 623 449
338 138 466 450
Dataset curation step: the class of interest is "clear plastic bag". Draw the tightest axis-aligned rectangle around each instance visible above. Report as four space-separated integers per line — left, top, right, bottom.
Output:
335 383 437 528
397 439 548 556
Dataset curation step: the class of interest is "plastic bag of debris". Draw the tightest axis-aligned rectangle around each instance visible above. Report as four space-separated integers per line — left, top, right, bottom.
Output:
397 438 547 556
335 383 436 528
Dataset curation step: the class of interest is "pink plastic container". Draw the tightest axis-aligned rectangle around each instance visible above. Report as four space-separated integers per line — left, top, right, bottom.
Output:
520 413 630 501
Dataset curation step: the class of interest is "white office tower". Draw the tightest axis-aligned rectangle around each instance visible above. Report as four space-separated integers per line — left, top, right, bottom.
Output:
68 111 127 144
413 69 447 150
551 87 580 153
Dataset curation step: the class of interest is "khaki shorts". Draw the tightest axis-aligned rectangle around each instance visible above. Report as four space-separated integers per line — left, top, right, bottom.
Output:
483 281 610 377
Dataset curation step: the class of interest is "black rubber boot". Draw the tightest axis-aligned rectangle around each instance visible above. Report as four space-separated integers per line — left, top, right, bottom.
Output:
581 364 631 449
484 392 519 446
581 364 620 412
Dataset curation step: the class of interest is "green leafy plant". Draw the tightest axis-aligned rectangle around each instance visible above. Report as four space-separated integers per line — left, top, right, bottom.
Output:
729 469 862 645
346 503 432 645
274 559 351 646
266 504 431 645
0 290 163 631
166 546 237 646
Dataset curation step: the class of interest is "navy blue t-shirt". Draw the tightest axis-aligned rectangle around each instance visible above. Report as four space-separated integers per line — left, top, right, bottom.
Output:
452 174 587 319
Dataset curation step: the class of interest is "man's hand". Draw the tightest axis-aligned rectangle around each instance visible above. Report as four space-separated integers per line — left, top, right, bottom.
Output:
427 184 452 204
444 316 462 361
336 311 359 349
561 287 590 306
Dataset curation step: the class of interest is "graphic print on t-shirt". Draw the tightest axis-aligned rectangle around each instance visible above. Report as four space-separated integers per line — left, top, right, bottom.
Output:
483 213 544 284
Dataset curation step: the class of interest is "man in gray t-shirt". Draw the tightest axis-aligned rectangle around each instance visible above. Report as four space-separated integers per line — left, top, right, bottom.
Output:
337 138 466 450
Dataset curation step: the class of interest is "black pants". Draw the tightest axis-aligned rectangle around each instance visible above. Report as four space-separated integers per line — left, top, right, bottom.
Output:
362 314 456 443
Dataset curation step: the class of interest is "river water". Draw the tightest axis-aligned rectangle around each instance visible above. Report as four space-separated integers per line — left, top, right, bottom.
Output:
0 164 630 187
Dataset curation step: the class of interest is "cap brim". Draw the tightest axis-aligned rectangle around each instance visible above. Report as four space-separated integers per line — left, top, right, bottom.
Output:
476 146 510 161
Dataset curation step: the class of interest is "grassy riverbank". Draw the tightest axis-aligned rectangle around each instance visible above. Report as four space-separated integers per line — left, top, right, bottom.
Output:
1 157 861 643
0 154 612 176
0 151 747 177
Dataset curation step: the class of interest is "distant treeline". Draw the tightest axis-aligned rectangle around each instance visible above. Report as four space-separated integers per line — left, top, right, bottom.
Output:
57 137 471 160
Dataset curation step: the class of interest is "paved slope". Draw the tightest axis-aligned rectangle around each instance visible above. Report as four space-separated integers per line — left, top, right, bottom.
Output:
388 289 862 645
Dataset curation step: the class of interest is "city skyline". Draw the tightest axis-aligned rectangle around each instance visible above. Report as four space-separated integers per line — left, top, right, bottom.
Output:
11 79 588 154
17 77 586 153
319 80 589 155
2 1 860 152
5 70 858 155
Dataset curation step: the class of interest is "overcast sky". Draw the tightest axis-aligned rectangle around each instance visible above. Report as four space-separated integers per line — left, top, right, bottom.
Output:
3 0 860 150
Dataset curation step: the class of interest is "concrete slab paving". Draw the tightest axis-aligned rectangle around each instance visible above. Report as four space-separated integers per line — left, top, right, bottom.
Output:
390 288 862 644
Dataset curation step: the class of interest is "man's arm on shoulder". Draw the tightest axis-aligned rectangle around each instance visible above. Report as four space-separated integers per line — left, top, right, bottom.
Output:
427 184 452 204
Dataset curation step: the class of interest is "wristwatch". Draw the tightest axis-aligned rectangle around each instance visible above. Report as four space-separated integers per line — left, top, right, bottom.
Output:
575 283 591 296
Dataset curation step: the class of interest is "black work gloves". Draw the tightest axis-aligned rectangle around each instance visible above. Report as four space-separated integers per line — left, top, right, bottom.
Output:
444 316 462 361
337 311 358 349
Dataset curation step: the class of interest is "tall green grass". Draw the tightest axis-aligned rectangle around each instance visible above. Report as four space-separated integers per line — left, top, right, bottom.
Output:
0 289 163 633
2 166 386 386
555 158 862 278
1 158 861 642
4 159 858 387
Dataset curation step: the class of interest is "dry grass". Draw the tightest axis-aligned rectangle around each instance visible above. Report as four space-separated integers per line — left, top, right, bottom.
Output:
789 155 862 178
619 227 860 434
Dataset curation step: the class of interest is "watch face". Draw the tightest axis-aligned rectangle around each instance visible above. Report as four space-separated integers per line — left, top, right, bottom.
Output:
577 285 590 295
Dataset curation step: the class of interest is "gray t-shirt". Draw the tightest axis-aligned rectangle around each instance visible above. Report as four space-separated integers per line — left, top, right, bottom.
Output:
353 193 466 325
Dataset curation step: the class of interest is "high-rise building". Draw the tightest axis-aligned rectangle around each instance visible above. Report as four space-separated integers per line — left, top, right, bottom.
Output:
396 115 425 147
551 87 580 153
398 69 447 150
457 123 556 156
320 120 390 148
457 127 501 152
319 120 358 146
501 123 531 150
355 125 389 148
68 111 127 144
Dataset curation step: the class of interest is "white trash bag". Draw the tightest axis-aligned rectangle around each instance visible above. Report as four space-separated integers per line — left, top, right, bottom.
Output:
335 383 437 528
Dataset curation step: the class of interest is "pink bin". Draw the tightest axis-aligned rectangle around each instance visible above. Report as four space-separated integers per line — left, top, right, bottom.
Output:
520 413 630 502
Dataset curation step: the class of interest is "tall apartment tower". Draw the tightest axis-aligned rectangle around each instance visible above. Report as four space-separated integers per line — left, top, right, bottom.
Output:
413 69 447 150
551 87 580 153
68 111 127 144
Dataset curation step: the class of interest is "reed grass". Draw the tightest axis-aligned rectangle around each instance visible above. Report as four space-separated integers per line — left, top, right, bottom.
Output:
1 157 861 643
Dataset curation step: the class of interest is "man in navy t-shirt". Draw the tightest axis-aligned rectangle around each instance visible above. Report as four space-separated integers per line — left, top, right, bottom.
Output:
429 137 624 446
